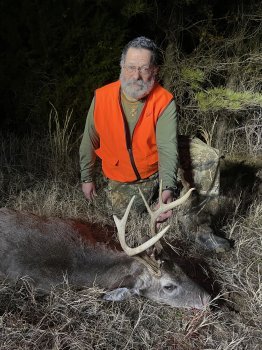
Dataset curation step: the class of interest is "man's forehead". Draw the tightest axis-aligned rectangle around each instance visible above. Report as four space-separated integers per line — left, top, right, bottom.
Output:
125 47 152 64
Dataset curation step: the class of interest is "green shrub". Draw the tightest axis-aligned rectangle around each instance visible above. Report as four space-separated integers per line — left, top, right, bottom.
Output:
196 88 262 112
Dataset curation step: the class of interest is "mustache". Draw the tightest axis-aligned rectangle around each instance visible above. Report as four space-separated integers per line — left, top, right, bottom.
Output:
125 78 145 87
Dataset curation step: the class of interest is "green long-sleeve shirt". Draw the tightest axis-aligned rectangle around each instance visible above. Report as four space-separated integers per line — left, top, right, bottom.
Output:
79 90 178 190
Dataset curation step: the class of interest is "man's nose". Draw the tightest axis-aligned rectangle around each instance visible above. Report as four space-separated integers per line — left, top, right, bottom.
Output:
133 68 142 79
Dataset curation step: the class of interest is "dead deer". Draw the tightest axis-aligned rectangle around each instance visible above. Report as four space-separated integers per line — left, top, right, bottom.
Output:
0 184 210 309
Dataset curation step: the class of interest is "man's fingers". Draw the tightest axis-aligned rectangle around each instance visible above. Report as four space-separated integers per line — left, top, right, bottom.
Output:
156 209 172 223
82 182 97 201
90 191 97 200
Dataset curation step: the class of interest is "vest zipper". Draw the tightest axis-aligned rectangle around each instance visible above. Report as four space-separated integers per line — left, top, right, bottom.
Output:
119 92 141 181
129 98 150 180
127 147 141 180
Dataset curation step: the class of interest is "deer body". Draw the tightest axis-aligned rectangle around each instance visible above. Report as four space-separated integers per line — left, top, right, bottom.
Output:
0 188 210 309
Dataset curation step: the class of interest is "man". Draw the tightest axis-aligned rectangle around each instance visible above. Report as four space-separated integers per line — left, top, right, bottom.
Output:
80 36 177 221
80 37 230 252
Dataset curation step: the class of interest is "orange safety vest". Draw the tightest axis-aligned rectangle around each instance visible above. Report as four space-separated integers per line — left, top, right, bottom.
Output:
94 80 173 182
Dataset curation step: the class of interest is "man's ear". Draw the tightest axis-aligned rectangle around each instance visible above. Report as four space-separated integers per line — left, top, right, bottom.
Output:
103 287 140 301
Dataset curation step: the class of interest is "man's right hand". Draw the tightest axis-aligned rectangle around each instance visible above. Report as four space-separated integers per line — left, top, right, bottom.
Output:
82 181 97 200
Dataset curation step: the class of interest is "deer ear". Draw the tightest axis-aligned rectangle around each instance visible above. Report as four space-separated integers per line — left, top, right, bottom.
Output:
103 287 139 301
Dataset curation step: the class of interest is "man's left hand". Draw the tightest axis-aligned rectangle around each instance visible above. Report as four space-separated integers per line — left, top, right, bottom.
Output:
156 189 174 225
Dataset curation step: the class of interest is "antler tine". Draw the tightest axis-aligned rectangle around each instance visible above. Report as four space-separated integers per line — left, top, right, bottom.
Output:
138 187 153 215
139 181 195 236
113 195 170 257
138 186 159 239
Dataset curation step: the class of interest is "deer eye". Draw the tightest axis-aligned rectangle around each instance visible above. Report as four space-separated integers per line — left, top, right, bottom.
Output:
163 284 177 292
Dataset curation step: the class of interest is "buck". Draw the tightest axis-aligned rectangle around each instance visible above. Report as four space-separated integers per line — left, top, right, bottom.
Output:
0 184 210 309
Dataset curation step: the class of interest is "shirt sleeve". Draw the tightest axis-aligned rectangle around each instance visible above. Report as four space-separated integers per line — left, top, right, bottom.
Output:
156 100 178 190
79 97 100 182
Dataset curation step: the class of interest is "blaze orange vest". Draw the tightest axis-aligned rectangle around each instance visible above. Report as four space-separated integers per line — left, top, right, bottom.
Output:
94 80 173 182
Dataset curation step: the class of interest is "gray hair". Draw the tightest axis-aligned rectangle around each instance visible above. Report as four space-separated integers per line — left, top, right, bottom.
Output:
120 36 159 67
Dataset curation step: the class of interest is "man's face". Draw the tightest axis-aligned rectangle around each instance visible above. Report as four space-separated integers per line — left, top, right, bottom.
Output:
120 48 158 100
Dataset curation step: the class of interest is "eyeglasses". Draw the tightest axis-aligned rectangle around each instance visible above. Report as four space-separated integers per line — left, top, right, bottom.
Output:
123 65 152 75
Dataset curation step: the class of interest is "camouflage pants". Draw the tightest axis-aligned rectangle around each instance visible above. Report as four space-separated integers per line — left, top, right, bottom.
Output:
105 136 220 217
105 172 159 217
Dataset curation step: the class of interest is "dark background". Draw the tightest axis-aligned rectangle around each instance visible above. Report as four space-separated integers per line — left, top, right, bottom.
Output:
0 0 260 134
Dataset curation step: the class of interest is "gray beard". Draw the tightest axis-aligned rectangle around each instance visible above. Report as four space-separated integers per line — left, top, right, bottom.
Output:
120 72 155 100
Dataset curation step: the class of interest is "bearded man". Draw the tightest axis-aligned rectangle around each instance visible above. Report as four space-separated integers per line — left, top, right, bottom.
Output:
79 37 230 252
80 37 177 220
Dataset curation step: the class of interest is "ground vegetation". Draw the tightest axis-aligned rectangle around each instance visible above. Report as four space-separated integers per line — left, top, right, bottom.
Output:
0 0 261 348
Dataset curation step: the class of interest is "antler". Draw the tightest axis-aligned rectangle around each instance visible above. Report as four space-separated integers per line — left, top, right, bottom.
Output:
139 181 195 236
113 183 195 257
113 196 170 257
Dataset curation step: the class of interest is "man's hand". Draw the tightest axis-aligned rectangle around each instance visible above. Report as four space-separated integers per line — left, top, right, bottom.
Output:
82 181 97 200
156 189 174 225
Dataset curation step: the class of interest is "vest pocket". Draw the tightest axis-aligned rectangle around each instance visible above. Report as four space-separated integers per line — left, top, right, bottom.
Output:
146 153 158 165
95 148 119 165
144 153 158 174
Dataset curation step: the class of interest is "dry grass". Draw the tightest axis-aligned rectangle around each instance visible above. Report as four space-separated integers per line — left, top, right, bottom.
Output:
0 132 261 349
